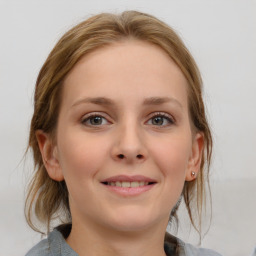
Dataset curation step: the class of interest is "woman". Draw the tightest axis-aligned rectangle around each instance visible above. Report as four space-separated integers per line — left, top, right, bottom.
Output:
25 10 221 256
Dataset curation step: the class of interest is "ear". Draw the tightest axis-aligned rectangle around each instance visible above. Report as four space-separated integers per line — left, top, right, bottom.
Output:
185 132 204 181
36 130 64 181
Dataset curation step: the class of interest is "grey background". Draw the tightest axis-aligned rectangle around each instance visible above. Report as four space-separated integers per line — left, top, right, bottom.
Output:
0 1 255 255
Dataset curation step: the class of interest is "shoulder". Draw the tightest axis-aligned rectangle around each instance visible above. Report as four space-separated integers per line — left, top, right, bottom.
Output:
177 236 222 256
182 243 222 256
25 237 51 256
164 233 222 256
25 228 77 256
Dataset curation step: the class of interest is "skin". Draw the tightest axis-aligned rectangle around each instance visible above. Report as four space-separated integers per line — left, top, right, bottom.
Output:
37 40 203 256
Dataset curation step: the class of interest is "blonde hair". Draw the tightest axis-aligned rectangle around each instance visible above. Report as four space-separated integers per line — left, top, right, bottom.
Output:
26 10 212 235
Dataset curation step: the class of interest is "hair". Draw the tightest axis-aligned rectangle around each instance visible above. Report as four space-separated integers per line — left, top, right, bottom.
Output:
25 10 212 236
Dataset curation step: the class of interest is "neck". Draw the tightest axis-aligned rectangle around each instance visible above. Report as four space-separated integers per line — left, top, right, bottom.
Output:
66 218 168 256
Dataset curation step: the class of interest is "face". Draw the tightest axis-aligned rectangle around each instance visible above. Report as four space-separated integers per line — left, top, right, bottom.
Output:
38 40 203 233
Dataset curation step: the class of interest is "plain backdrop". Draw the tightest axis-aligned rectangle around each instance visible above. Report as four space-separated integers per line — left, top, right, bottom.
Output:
0 1 255 256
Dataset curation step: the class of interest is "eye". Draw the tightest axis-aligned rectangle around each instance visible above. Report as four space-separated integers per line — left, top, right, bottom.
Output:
81 113 109 126
146 113 174 126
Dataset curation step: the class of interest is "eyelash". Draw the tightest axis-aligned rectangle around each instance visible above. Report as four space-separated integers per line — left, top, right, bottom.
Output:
81 112 175 127
146 112 175 127
81 112 109 126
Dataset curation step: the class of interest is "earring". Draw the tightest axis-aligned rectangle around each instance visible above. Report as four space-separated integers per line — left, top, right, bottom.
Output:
191 171 196 177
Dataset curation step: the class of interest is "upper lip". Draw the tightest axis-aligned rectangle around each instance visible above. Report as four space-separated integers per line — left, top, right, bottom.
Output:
101 175 157 183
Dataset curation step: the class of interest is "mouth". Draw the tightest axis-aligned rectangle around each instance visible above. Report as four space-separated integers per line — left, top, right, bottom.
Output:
100 175 157 196
101 181 156 187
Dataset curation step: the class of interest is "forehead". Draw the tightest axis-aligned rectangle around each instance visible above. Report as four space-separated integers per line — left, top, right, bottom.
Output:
62 40 188 108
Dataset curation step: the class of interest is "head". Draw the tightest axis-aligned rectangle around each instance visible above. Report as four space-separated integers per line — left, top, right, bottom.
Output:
26 11 212 235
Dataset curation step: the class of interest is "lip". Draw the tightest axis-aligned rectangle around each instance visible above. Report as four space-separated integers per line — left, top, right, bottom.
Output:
100 175 157 197
101 175 157 183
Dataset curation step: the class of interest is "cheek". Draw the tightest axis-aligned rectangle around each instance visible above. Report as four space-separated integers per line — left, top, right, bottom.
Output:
146 135 192 216
57 130 110 179
151 135 192 179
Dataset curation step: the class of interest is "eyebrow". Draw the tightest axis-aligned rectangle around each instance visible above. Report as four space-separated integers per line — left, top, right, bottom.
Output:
72 97 114 107
71 96 182 108
142 97 183 108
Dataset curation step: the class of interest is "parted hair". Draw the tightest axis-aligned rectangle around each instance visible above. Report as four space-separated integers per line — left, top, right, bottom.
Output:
25 10 212 235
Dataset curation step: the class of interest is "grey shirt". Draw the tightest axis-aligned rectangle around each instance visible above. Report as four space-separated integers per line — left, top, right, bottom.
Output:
25 226 222 256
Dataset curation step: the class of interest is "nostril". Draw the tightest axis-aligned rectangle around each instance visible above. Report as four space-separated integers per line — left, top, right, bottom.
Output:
118 154 125 159
116 154 144 160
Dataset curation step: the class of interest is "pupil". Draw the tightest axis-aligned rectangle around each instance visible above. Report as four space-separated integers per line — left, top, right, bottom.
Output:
91 116 102 125
153 116 163 125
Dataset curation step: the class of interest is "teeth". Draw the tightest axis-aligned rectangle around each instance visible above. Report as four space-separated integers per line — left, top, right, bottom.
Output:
107 181 149 187
131 181 139 188
140 181 147 186
122 181 130 188
116 181 122 187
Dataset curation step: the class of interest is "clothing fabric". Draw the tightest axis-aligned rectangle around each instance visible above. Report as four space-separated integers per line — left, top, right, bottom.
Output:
25 225 222 256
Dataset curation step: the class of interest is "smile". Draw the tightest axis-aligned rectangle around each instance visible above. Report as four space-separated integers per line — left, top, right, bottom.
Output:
104 181 152 187
101 175 157 196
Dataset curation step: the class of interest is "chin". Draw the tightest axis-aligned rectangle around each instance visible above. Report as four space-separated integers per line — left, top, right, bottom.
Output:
105 210 164 233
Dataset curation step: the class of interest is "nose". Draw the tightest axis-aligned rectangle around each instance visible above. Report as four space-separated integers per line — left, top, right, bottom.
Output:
111 123 147 164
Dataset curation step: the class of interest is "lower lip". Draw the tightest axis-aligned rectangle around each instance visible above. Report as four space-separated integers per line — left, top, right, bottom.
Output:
102 183 156 197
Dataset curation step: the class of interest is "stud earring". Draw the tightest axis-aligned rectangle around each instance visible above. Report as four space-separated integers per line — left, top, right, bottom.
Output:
191 171 196 177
